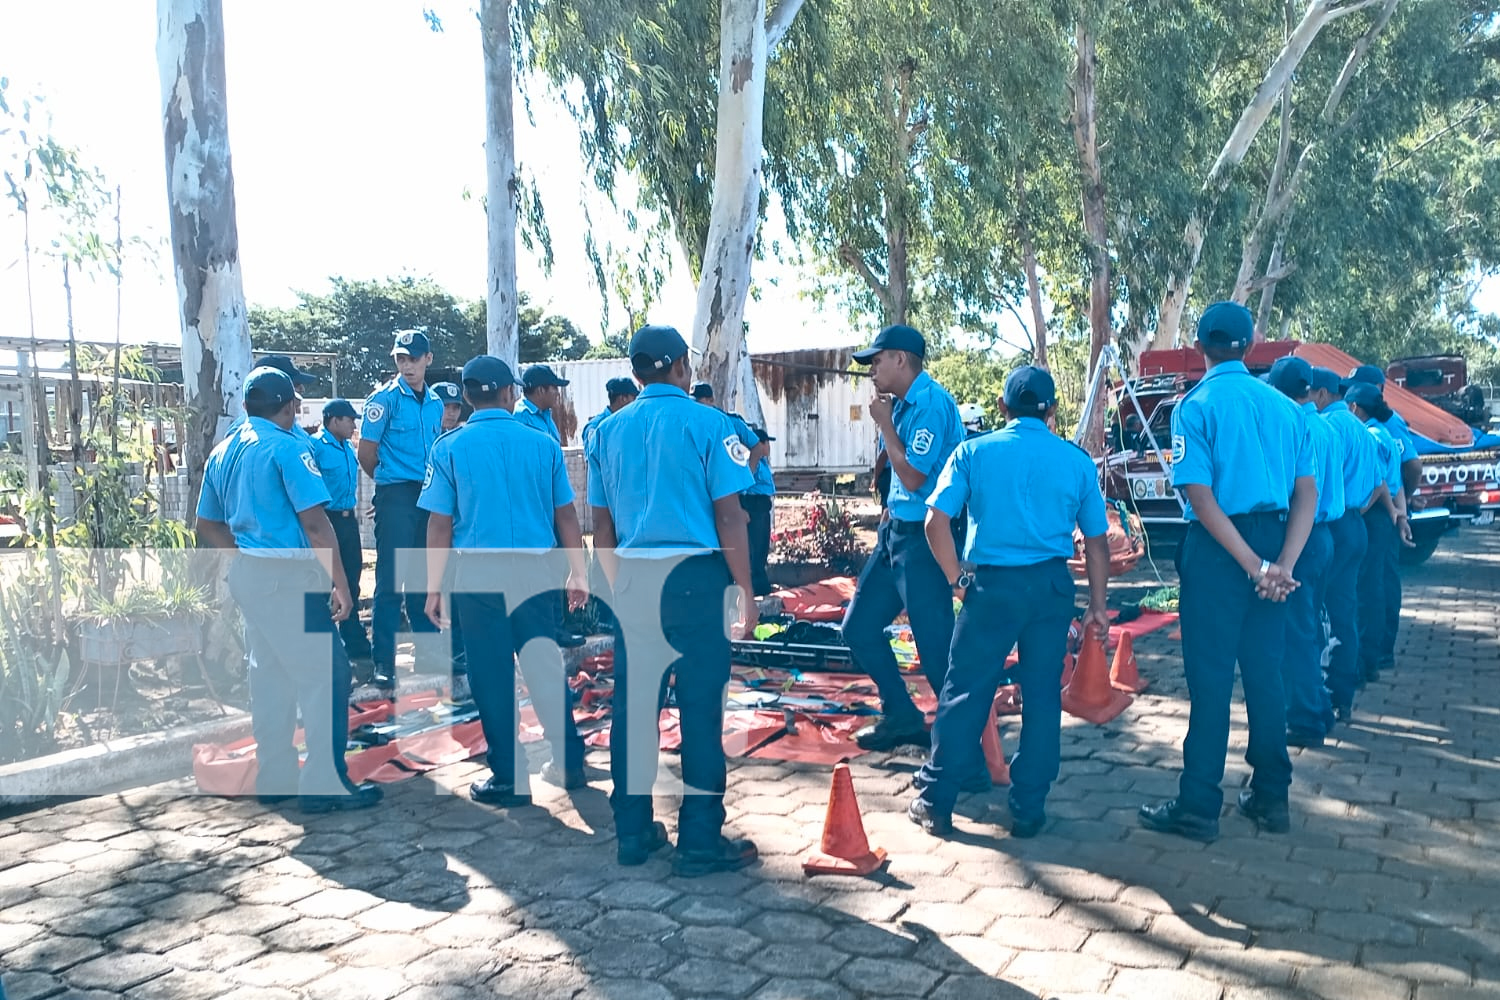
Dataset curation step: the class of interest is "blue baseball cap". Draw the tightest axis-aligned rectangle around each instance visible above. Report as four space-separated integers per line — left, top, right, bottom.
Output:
690 382 715 400
1003 365 1057 416
1345 363 1386 389
432 382 463 404
391 330 432 357
1344 382 1384 411
461 355 522 392
853 324 926 363
522 364 570 389
630 325 690 373
322 398 357 420
243 367 296 407
1195 302 1254 348
1310 367 1342 394
257 354 318 385
605 377 640 398
1267 356 1313 398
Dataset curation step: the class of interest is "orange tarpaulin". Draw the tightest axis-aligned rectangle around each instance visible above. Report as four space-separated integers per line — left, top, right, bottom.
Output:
769 577 858 622
1293 343 1473 447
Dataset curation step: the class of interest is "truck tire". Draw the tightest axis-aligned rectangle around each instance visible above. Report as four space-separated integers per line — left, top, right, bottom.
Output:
1400 534 1441 565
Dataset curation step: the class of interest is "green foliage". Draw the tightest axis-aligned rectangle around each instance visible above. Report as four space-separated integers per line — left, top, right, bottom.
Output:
927 349 1017 428
0 556 72 764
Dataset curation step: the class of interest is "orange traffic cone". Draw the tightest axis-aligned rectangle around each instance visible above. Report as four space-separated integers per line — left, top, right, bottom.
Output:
981 703 1012 786
802 762 888 876
1109 631 1149 693
1062 628 1133 724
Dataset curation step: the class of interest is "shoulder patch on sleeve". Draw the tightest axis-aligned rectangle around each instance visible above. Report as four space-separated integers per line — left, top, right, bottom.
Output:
423 463 435 489
364 401 385 423
301 451 322 477
1170 435 1185 463
724 435 751 467
910 428 935 456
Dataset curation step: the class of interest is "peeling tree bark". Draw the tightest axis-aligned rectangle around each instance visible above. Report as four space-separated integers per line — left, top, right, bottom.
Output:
1070 17 1111 377
157 0 253 524
481 0 520 368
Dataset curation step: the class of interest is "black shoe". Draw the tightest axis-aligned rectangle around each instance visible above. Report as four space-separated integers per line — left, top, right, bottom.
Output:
1009 813 1046 839
1236 790 1290 833
256 794 295 807
855 719 930 752
1286 729 1325 749
469 777 533 807
371 668 396 691
1361 664 1381 683
540 760 589 790
1137 800 1219 843
300 783 383 814
672 836 759 877
909 770 991 795
906 798 954 837
617 821 671 866
1333 703 1353 724
349 658 375 685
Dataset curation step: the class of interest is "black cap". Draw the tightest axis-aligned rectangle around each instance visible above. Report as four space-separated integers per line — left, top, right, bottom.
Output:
243 367 296 407
391 330 432 357
1002 365 1056 416
257 354 318 385
853 324 926 364
1267 357 1313 398
605 377 640 398
522 364 570 389
322 398 357 420
751 425 775 442
690 382 715 400
629 325 690 373
432 382 463 404
1344 364 1386 390
461 355 521 392
1344 382 1384 412
1195 302 1253 349
1310 367 1342 395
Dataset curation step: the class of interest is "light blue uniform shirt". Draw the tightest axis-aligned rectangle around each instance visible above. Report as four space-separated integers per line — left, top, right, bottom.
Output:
310 427 359 511
588 383 754 554
1320 401 1385 513
746 452 776 497
581 408 612 457
1299 401 1344 524
1365 419 1403 496
514 397 561 443
883 371 964 522
725 413 760 493
418 409 571 550
197 417 331 557
1382 410 1417 466
929 417 1108 565
360 378 444 485
1170 361 1315 521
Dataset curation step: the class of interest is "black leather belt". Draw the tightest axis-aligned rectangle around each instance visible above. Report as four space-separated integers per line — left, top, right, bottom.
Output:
329 509 354 518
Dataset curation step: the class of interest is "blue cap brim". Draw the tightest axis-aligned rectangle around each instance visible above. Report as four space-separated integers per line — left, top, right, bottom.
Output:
851 347 880 364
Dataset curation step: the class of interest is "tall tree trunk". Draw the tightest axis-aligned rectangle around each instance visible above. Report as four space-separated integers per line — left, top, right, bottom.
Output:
157 0 253 524
1070 17 1111 376
1015 167 1048 369
62 261 85 467
481 0 520 368
1154 0 1386 348
1255 228 1289 334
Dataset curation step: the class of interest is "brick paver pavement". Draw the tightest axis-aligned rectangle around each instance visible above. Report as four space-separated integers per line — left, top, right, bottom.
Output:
2 528 1498 1000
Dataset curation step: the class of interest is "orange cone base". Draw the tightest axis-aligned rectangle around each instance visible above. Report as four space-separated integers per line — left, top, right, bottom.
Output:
1111 675 1150 694
802 846 888 876
1061 686 1134 724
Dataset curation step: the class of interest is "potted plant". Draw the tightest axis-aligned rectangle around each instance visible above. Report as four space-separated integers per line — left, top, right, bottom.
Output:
77 580 211 666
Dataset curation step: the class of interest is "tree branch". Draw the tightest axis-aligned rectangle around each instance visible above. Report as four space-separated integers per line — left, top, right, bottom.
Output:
839 242 891 312
765 0 807 57
1322 0 1400 121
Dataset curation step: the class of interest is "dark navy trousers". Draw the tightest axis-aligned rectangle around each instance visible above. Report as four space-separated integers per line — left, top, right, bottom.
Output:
842 519 955 728
371 482 439 672
1284 522 1333 737
915 560 1075 818
1323 510 1367 712
740 494 773 597
1358 507 1395 676
328 509 372 660
609 554 734 852
1177 515 1293 818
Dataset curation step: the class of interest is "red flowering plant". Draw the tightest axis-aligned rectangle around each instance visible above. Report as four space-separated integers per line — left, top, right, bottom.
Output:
771 492 863 575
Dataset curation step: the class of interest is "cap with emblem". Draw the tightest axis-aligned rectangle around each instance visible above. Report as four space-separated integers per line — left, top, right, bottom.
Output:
1267 356 1313 397
1195 301 1254 349
461 355 522 392
322 398 357 420
257 354 318 385
1344 363 1386 390
1002 365 1056 417
629 324 690 373
391 330 432 357
853 324 926 364
1310 366 1342 395
243 367 296 407
1344 382 1384 412
432 382 463 404
691 382 715 400
522 364 570 389
605 377 640 398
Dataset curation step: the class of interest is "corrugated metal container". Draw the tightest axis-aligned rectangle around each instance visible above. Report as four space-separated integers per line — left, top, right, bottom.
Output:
550 358 635 447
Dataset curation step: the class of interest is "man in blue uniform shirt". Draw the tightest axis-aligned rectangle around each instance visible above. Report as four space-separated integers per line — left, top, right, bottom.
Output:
420 356 591 803
589 324 759 877
842 324 965 751
1345 382 1409 685
516 365 568 442
196 367 380 812
582 377 639 456
358 330 446 692
311 398 373 665
1267 358 1339 746
1310 367 1387 719
228 354 318 438
691 382 763 469
1138 302 1316 842
908 366 1111 839
433 381 465 431
743 424 776 598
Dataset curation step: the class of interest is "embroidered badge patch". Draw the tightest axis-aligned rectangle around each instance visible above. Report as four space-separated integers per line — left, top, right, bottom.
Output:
910 428 935 456
364 402 385 423
301 452 322 477
1171 434 1185 463
397 331 416 346
724 435 751 466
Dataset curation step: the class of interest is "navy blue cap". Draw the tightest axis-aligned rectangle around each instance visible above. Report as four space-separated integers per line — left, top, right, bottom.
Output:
1344 382 1384 411
322 398 357 420
691 382 715 400
522 364 570 389
605 377 640 398
257 354 318 385
432 382 463 404
391 330 432 357
1310 367 1342 394
1195 302 1254 348
853 324 926 364
1345 364 1386 389
1003 365 1057 416
461 355 521 392
629 325 690 373
1268 356 1313 398
752 425 775 442
243 367 296 407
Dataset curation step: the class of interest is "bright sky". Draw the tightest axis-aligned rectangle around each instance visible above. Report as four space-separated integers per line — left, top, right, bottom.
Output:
0 0 858 356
